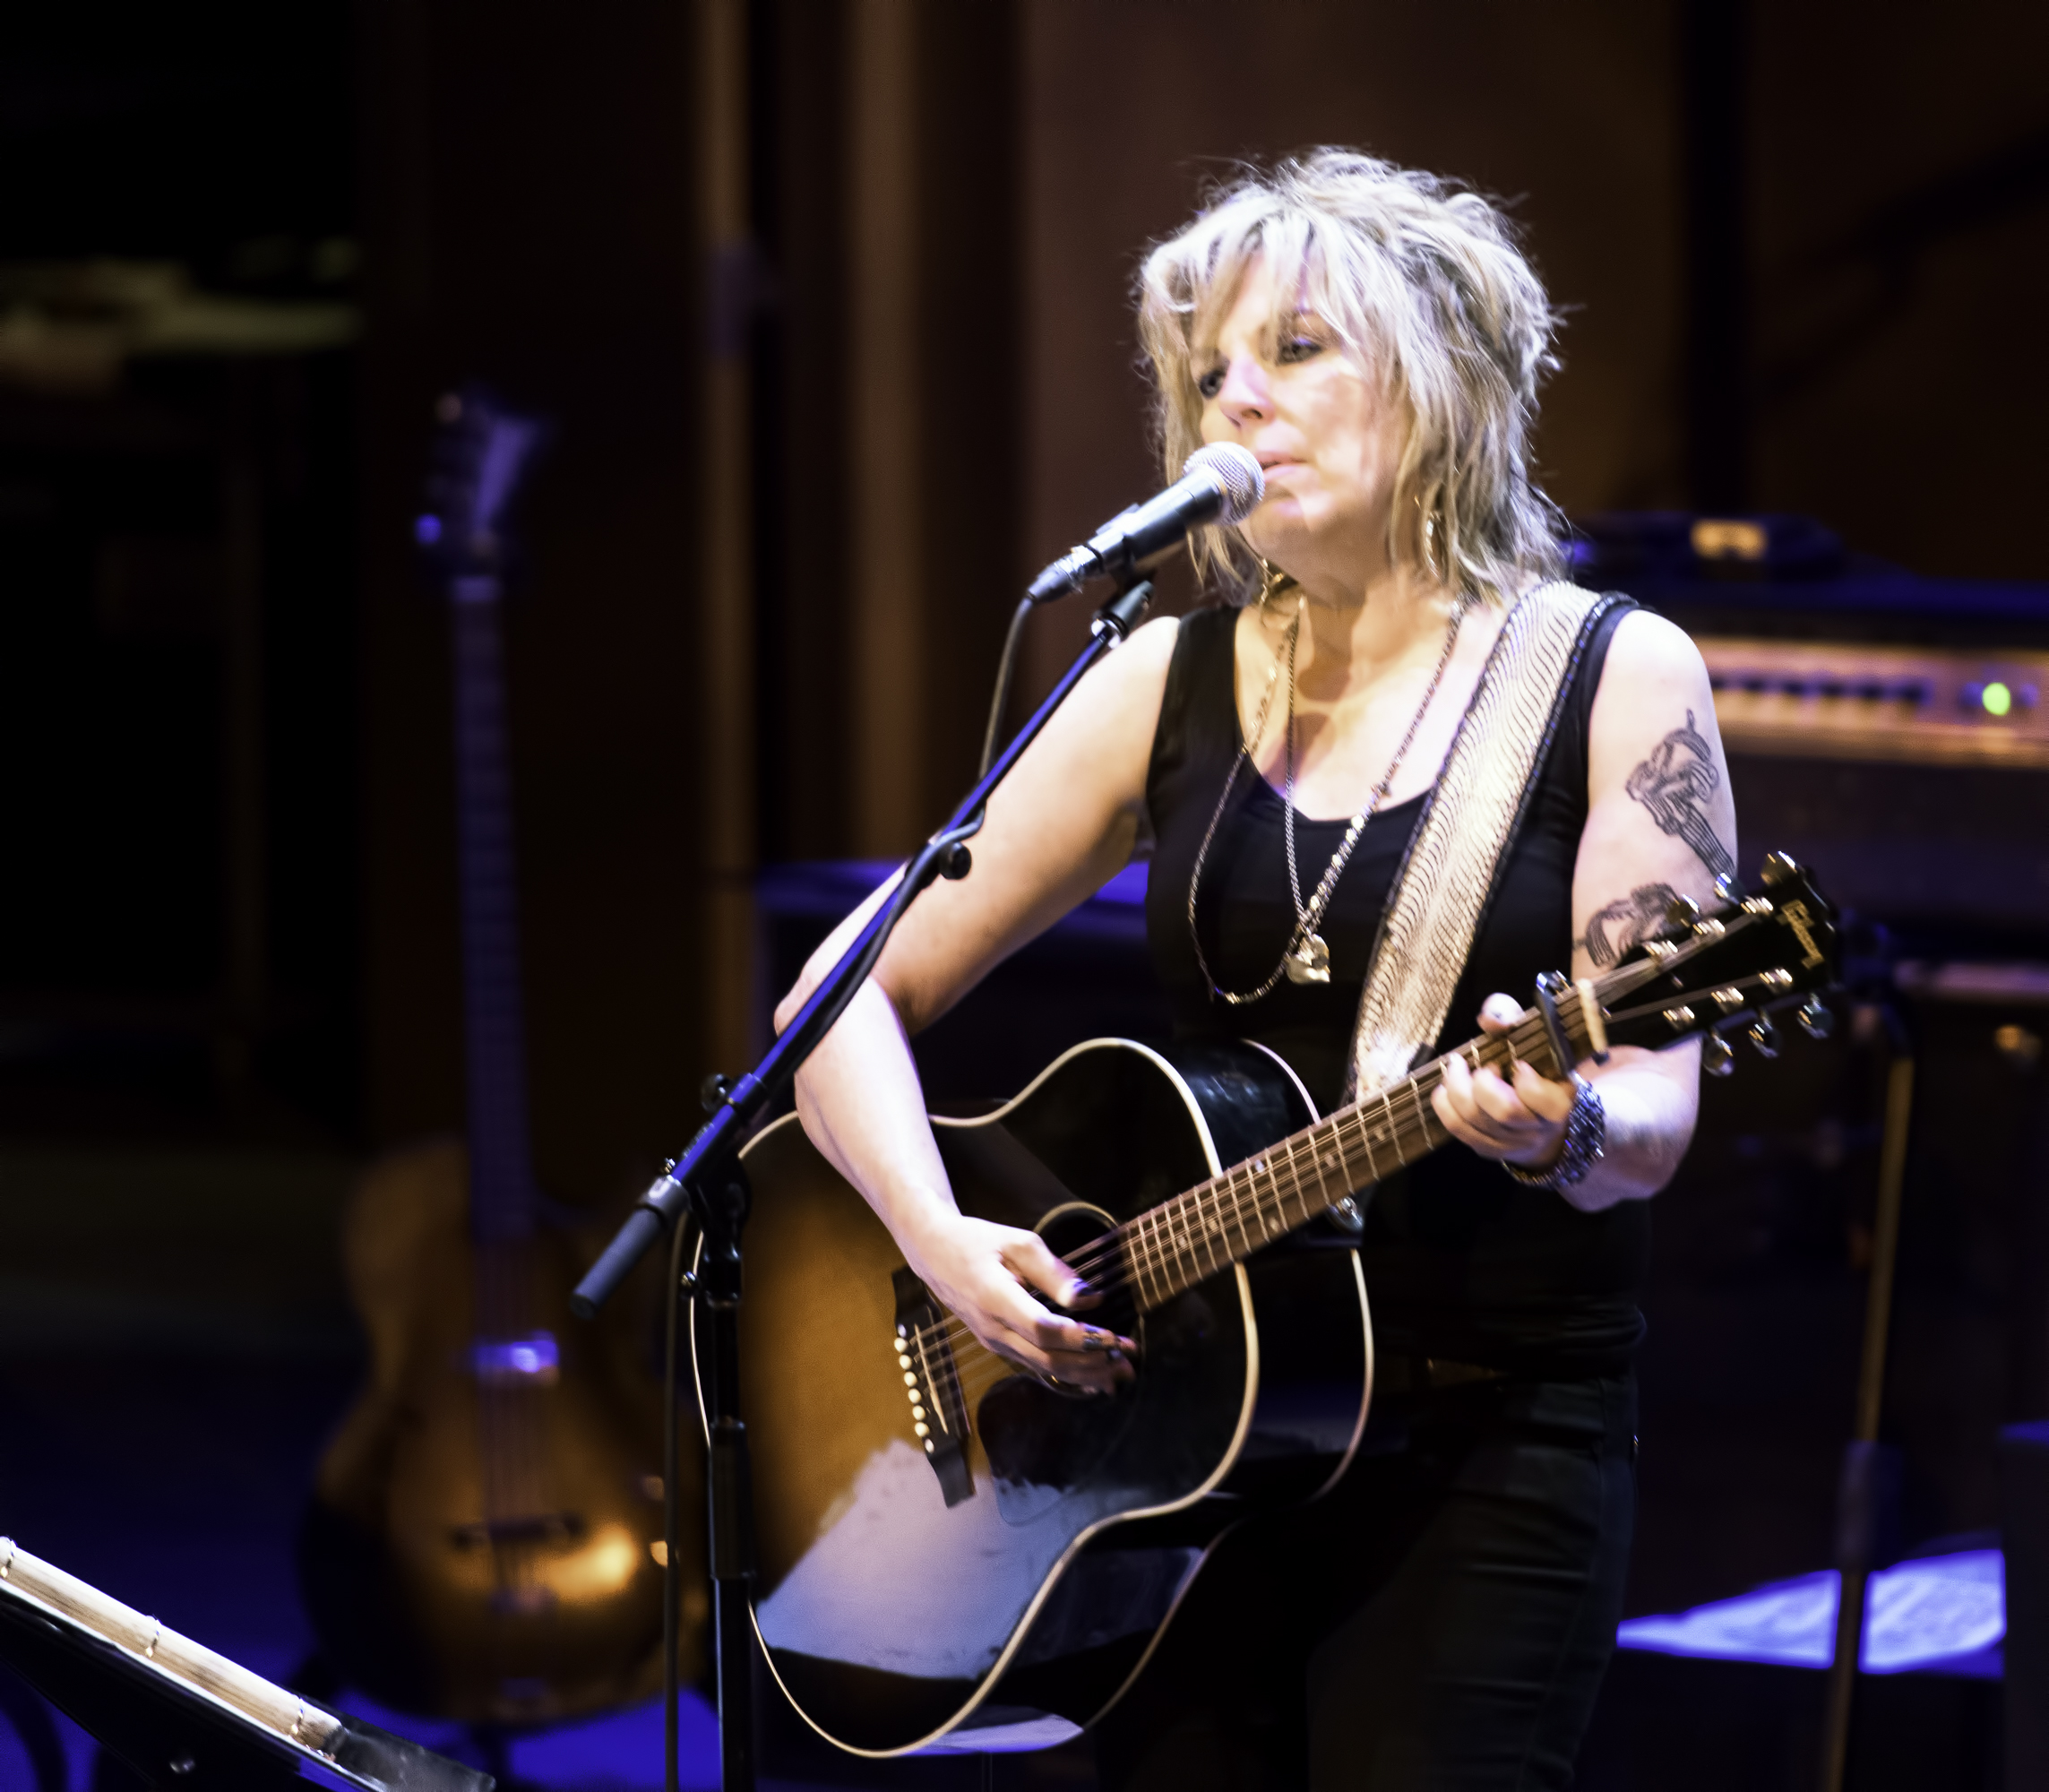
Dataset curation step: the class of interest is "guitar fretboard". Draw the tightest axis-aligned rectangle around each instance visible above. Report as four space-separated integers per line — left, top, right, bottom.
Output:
1110 1003 1595 1313
451 575 542 1254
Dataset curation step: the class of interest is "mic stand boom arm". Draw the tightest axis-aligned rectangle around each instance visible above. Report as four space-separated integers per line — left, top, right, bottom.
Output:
571 575 1156 1792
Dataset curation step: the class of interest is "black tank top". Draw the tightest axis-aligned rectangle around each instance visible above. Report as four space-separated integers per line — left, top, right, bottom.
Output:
1143 601 1647 1376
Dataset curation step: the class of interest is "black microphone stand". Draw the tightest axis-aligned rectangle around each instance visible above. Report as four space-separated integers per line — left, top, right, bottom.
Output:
573 575 1157 1792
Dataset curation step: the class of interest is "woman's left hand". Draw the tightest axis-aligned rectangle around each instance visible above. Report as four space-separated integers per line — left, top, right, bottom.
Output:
1431 992 1580 1169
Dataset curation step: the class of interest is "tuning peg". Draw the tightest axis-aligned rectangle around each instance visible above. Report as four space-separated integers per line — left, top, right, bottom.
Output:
1747 1016 1781 1058
1713 873 1741 905
1663 893 1701 930
1797 996 1834 1040
1760 851 1802 889
1703 1032 1736 1077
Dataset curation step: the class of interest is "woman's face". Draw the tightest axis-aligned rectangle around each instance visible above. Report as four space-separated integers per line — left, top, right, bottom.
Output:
1196 255 1407 590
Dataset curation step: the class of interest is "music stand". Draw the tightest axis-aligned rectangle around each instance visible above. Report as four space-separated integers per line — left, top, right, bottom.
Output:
0 1538 490 1792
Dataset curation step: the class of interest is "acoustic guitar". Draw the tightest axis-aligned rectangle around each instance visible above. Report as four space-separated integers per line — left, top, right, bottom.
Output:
703 859 1840 1755
300 390 704 1723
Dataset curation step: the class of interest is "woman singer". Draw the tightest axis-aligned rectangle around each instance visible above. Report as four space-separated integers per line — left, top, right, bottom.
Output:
777 151 1736 1789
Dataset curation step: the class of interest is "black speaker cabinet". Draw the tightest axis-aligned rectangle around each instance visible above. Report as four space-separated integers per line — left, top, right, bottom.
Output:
2002 1421 2049 1789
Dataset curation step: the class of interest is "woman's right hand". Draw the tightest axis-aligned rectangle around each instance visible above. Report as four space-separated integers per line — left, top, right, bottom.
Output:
899 1205 1135 1397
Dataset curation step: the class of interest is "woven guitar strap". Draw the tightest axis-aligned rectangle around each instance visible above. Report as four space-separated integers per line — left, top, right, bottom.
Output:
1344 581 1630 1104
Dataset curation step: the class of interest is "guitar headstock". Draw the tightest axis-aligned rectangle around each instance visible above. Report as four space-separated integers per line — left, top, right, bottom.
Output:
1585 854 1841 1072
414 386 547 585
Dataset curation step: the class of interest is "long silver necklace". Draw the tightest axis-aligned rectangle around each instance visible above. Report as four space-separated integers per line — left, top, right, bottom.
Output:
1188 592 1471 1006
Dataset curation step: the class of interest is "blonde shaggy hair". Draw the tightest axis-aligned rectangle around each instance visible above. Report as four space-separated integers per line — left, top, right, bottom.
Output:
1136 150 1565 605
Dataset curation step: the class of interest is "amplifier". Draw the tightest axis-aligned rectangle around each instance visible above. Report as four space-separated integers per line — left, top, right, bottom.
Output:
1700 639 2049 770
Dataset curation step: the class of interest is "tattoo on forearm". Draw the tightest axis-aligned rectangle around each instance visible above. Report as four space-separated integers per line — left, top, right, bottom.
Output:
1624 711 1735 880
1578 882 1681 968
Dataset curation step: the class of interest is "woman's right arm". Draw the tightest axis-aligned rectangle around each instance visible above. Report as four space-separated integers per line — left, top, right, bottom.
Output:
772 614 1183 1394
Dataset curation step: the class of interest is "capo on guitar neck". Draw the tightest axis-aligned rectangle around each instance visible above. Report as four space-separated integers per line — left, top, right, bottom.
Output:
1532 972 1584 1075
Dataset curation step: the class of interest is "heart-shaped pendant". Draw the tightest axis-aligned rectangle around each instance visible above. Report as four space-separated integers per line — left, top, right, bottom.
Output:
1284 931 1331 986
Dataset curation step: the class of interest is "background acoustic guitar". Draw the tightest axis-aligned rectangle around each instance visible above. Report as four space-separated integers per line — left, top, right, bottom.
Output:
298 389 705 1724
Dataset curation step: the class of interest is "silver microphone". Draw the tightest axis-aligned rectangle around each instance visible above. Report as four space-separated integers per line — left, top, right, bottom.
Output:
1027 443 1265 602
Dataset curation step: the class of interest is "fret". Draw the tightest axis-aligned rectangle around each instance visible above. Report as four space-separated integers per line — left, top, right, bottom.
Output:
1147 1204 1180 1302
1251 1155 1277 1239
1344 1108 1379 1186
1187 1190 1219 1279
1216 1172 1243 1264
1126 1212 1155 1307
1262 1142 1290 1227
1285 1134 1314 1223
1273 1136 1301 1225
1123 1228 1155 1310
1172 1200 1195 1292
1204 1176 1233 1262
1380 1090 1406 1167
1137 1209 1167 1305
1162 1198 1189 1286
1245 1155 1278 1236
1306 1133 1330 1211
1148 1212 1175 1305
1301 1128 1333 1213
1407 1075 1432 1155
1225 1165 1257 1256
1198 1187 1224 1275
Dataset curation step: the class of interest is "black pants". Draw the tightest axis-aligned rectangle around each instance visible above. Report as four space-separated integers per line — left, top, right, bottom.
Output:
1093 1374 1638 1792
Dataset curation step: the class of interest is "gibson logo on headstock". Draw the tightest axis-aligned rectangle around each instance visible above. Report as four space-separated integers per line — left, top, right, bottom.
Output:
1778 900 1825 970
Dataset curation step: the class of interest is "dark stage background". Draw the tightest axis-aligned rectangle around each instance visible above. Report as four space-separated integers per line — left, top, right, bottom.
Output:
1 3 2046 1788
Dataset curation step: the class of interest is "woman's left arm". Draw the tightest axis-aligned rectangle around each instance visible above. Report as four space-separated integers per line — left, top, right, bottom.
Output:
1433 609 1736 1210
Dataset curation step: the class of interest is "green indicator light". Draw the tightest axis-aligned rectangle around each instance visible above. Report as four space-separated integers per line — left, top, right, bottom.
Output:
1984 681 2013 717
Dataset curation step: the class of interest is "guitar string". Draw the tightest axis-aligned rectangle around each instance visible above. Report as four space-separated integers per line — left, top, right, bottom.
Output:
917 952 1673 1355
935 1072 1426 1403
911 1006 1556 1366
929 1011 1568 1407
909 952 1764 1414
902 1004 1570 1379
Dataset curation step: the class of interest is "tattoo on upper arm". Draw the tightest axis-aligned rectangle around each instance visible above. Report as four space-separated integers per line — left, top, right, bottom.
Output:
1577 883 1681 968
1624 711 1735 880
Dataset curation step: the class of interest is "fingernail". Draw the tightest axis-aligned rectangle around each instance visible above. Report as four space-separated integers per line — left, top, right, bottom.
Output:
1065 1279 1088 1305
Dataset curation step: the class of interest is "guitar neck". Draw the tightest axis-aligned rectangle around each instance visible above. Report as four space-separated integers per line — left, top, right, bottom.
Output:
450 574 541 1244
1113 995 1599 1314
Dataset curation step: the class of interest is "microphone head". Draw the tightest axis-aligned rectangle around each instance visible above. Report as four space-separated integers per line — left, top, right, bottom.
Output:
1182 443 1265 525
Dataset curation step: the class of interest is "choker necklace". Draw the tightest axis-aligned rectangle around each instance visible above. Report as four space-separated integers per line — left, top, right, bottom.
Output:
1188 590 1471 1005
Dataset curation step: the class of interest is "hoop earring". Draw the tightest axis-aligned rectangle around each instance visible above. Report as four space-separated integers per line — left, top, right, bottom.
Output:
1255 556 1284 609
1416 495 1446 583
1254 556 1300 614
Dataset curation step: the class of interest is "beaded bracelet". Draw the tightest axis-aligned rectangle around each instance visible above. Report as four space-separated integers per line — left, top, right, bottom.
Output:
1501 1073 1606 1192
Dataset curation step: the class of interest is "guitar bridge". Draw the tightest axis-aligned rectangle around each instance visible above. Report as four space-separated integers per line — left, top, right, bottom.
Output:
891 1267 975 1507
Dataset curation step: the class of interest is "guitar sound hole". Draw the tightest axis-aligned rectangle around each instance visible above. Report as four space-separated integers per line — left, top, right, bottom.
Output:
978 1203 1141 1525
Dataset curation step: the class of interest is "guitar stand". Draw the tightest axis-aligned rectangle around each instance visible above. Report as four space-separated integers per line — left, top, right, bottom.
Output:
576 576 1158 1792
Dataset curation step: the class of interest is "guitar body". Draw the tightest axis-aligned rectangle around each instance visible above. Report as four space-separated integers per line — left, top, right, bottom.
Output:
302 1140 706 1722
713 1038 1373 1755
